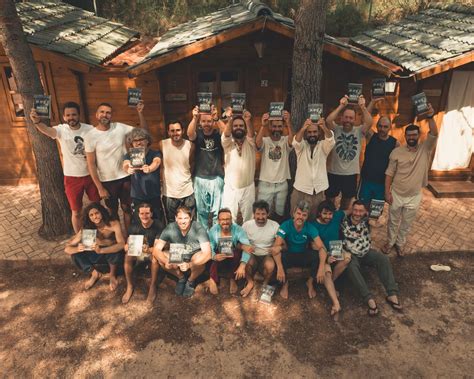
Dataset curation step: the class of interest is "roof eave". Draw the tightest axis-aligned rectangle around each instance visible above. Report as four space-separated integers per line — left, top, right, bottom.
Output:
414 51 474 81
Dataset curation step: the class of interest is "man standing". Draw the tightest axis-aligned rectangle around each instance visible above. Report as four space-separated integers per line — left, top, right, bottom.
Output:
241 200 279 297
208 208 252 295
342 201 402 316
221 110 256 223
256 110 293 220
85 102 147 231
30 102 100 233
291 118 335 220
122 203 163 305
153 206 211 298
326 95 373 210
272 201 341 315
384 104 438 257
359 116 399 205
187 105 225 228
159 121 196 224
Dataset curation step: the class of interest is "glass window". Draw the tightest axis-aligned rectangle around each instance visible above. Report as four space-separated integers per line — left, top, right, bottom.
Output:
197 70 240 112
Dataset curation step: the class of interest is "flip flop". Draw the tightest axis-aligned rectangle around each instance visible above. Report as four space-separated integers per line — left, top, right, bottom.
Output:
386 296 403 312
367 303 379 317
430 264 451 272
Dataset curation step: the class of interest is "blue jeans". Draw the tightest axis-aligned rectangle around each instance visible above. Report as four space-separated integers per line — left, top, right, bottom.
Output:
358 180 385 204
194 176 224 228
72 251 123 273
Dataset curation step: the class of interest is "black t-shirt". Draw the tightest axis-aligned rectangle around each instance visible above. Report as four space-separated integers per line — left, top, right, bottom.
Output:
361 134 397 184
159 221 209 253
127 220 163 247
124 149 162 200
194 129 224 178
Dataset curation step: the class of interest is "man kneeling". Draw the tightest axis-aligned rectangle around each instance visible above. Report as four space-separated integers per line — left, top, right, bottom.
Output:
153 206 211 297
208 208 252 295
273 201 341 315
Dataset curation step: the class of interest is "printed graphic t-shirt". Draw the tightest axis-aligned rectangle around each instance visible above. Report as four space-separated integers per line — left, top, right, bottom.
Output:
328 124 363 175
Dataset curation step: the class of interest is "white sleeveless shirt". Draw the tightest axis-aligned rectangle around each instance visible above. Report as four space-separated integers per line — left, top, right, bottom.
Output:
161 139 194 198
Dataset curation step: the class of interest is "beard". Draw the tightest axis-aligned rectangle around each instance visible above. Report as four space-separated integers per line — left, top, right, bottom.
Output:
407 139 418 147
306 136 318 144
271 130 282 138
99 117 110 125
232 129 246 139
67 120 79 127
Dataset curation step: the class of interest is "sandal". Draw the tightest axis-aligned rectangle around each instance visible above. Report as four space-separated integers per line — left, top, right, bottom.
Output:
386 296 403 312
367 302 379 317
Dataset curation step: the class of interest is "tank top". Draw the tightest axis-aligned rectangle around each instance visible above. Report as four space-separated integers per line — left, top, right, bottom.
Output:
361 133 397 184
161 139 194 198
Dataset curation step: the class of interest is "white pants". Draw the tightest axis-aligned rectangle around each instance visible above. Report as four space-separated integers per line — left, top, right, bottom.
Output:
257 180 288 216
387 190 422 248
222 182 255 223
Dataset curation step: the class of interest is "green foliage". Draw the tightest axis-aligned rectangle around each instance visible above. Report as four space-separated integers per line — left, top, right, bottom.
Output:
326 2 367 37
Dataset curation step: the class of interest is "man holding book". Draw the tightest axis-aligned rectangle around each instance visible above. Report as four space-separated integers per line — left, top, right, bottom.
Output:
272 201 341 315
221 109 256 223
85 101 148 231
241 200 280 297
342 200 402 316
30 102 100 233
208 208 252 295
159 121 196 224
187 105 225 228
122 202 163 305
291 117 335 220
383 104 438 257
256 110 293 220
153 206 211 297
326 95 373 210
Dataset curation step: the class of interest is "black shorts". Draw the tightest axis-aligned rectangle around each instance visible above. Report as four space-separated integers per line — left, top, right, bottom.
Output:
103 176 132 214
326 173 358 198
163 193 196 223
249 254 275 275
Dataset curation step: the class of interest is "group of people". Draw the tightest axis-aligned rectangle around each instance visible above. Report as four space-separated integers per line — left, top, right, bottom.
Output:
30 91 438 316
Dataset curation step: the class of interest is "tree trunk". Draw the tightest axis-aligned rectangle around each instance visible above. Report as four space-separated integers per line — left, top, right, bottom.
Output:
290 0 329 131
0 0 72 239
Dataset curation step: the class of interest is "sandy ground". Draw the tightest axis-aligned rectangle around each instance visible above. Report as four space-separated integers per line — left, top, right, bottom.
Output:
0 252 473 378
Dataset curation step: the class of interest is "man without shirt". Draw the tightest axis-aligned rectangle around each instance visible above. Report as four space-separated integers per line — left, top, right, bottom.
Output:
153 206 211 298
326 95 373 210
122 203 163 305
272 201 341 315
159 121 196 224
241 200 279 297
30 102 100 232
85 102 148 231
256 110 294 220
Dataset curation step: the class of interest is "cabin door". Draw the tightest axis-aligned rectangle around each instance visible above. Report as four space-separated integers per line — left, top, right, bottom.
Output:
196 69 242 114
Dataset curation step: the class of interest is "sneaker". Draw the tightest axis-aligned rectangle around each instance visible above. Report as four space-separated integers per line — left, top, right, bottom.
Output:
175 277 187 296
182 280 196 298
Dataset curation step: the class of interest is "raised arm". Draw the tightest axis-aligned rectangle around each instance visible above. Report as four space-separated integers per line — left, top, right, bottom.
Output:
283 110 294 147
223 113 233 138
358 95 373 134
326 96 348 130
30 108 57 139
425 103 438 137
187 106 200 141
294 119 311 143
256 113 269 149
243 110 254 138
136 101 148 130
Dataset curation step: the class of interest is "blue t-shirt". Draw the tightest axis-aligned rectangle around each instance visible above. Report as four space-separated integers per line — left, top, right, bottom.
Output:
124 149 162 200
277 219 319 253
209 223 251 263
312 210 345 251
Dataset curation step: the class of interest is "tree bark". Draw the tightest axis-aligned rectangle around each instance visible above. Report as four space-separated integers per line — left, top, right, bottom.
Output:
0 0 72 238
290 0 329 131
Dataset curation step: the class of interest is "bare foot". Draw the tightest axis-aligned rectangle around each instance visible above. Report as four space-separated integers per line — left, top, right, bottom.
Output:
280 282 289 299
240 280 254 297
109 276 118 291
84 270 101 290
146 287 157 305
208 279 218 295
394 245 405 258
229 279 238 295
306 278 316 299
330 303 342 316
121 286 134 304
382 244 392 255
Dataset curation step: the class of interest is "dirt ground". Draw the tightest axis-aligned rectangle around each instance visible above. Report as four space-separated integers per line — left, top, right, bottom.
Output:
0 252 473 378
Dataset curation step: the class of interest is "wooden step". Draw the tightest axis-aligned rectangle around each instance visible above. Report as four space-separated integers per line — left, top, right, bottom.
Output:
427 180 474 198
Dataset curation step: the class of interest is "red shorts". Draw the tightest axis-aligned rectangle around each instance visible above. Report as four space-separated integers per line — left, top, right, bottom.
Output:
64 175 101 212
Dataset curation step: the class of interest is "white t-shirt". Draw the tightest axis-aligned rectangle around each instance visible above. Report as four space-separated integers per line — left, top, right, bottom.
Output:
53 123 94 177
161 138 194 198
328 124 363 175
84 122 133 182
259 136 292 183
222 135 256 189
242 219 279 256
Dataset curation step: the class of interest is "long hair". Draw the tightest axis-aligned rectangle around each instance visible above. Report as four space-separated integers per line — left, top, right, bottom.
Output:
83 202 112 229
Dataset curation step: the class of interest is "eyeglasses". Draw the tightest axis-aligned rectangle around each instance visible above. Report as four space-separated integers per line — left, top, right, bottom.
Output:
133 138 146 142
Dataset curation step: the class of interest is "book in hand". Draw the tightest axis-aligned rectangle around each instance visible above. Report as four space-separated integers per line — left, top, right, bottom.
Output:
168 243 193 263
127 235 144 257
329 240 344 261
412 92 429 115
372 78 386 98
308 103 323 123
269 102 284 120
129 147 146 168
127 88 142 107
369 199 385 219
259 284 276 304
231 93 246 115
347 83 363 103
197 92 212 114
33 95 51 119
81 229 97 251
218 236 233 257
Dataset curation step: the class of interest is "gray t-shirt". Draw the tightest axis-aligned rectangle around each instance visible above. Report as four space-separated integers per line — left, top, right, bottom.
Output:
159 221 209 253
328 124 363 175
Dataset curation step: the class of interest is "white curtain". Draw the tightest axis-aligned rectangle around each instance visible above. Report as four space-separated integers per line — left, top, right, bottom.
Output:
432 71 474 171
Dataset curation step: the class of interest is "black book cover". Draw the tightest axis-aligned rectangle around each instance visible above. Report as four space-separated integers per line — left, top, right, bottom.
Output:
308 103 323 122
369 199 385 219
348 83 363 103
372 78 386 98
34 95 51 118
218 236 233 257
197 92 212 114
412 92 429 115
127 88 142 107
231 93 246 115
129 147 146 168
269 102 284 120
81 229 97 251
329 240 344 261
